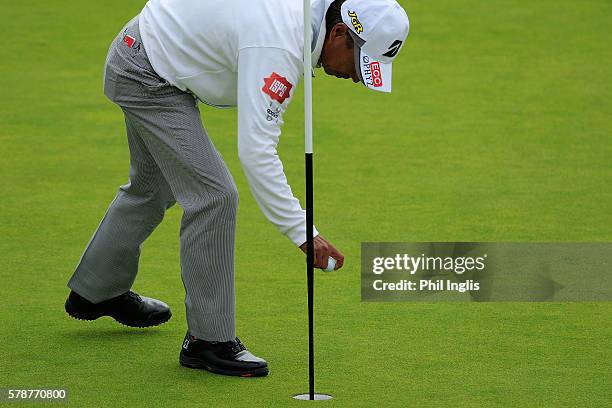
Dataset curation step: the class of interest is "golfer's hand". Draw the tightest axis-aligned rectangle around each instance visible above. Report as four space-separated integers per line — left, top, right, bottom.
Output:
299 235 345 271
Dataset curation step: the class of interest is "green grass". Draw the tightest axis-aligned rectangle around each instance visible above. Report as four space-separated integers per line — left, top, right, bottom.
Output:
1 0 611 407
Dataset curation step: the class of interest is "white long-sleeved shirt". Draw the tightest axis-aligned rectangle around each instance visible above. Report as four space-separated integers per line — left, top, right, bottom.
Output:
139 0 332 247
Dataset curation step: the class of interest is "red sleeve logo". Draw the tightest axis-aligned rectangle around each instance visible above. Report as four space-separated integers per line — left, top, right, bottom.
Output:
262 72 293 104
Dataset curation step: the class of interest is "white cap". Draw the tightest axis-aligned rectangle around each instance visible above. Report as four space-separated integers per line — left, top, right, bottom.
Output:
340 0 409 93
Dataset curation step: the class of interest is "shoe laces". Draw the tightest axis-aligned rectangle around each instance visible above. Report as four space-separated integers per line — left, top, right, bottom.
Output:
126 291 142 302
193 336 247 354
229 338 246 354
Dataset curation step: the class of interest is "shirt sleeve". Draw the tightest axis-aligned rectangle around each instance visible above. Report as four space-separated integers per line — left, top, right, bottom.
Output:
236 47 318 247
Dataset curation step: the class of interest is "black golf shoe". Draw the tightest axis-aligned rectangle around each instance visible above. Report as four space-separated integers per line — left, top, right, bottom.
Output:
65 290 172 328
179 332 269 377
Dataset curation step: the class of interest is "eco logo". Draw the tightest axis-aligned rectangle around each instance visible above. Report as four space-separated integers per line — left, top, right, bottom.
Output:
347 10 363 34
370 61 383 87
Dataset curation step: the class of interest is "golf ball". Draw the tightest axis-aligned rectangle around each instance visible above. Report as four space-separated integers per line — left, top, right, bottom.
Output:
324 257 336 272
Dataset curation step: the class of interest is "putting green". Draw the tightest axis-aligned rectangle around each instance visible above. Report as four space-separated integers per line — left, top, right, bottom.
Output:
1 0 610 407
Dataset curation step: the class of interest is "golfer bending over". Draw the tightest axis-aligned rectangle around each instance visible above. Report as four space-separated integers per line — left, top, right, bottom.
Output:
65 0 409 377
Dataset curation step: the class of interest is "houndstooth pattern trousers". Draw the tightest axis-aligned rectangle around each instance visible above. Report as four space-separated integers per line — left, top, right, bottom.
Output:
68 15 237 341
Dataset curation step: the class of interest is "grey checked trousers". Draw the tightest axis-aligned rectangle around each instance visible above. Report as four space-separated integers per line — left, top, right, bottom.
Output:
68 15 237 341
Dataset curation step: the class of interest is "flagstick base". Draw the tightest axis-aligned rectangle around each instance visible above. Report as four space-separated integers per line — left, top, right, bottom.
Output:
292 393 333 401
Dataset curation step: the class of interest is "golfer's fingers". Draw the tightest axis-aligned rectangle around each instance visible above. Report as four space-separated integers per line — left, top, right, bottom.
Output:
315 248 328 268
329 248 345 270
334 256 344 270
314 241 330 269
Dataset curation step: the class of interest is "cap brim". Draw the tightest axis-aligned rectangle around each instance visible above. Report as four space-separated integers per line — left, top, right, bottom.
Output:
354 46 392 93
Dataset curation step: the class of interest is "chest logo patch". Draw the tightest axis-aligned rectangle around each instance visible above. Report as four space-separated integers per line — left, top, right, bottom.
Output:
262 73 293 104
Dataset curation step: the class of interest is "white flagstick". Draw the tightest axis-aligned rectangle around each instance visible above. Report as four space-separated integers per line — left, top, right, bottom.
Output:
292 0 332 402
303 0 316 400
304 0 313 155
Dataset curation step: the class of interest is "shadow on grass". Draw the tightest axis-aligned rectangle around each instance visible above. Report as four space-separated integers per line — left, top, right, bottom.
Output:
61 325 166 340
164 361 272 384
61 321 168 343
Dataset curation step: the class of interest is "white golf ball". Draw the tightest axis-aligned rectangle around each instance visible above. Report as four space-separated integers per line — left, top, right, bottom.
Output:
324 257 336 272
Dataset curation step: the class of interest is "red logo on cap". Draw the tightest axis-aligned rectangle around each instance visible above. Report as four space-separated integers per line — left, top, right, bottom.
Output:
370 62 383 87
262 73 293 104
